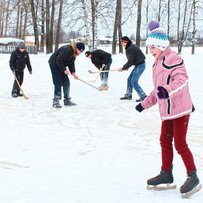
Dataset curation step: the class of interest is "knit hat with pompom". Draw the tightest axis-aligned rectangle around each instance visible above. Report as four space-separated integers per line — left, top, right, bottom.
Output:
146 20 169 51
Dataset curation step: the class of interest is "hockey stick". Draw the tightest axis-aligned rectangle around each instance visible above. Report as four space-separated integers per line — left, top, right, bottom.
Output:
88 69 119 74
13 72 29 100
88 73 100 83
78 78 102 91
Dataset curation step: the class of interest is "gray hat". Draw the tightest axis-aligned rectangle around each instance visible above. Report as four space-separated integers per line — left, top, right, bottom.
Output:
18 42 26 49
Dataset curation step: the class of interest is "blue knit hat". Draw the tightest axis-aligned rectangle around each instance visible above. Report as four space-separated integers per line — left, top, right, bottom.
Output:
146 20 169 51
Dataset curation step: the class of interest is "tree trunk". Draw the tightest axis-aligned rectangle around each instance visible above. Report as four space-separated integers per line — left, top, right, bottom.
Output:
112 0 122 54
136 0 142 47
157 0 161 21
55 0 63 51
46 0 50 53
49 0 55 52
40 0 45 52
167 0 170 35
145 0 150 55
19 4 23 39
4 0 10 37
29 0 39 48
22 2 28 39
16 2 20 37
191 0 196 55
177 0 181 53
91 0 98 50
178 0 192 54
117 0 122 53
81 0 92 50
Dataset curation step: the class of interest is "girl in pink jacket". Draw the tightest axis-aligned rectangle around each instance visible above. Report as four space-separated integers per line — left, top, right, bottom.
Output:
135 20 201 198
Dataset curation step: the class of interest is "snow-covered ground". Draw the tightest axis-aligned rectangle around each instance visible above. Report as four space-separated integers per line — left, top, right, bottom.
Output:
0 46 202 203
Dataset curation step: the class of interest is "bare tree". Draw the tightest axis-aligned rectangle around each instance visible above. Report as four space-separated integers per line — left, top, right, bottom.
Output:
136 0 142 47
191 0 198 54
0 2 3 36
3 0 11 37
177 0 192 53
29 0 39 48
19 1 24 38
43 0 56 53
157 0 162 21
145 0 153 54
117 0 122 53
167 0 171 35
16 1 20 37
112 0 122 54
49 0 55 52
0 0 203 55
91 0 98 50
40 0 45 52
45 0 50 53
22 2 29 39
55 0 64 51
81 0 92 50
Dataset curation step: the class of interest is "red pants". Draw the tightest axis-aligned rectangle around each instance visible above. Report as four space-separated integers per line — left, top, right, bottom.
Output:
160 115 196 174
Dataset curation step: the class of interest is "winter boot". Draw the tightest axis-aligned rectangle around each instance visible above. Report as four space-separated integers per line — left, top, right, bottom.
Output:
52 98 62 108
64 98 76 106
120 94 132 100
98 84 109 91
180 171 201 196
12 91 18 98
147 167 174 186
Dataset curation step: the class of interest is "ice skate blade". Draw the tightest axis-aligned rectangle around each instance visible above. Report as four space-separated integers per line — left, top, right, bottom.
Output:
147 184 177 191
181 183 202 198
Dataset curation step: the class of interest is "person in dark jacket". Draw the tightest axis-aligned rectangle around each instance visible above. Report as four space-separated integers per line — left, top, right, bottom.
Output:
9 42 32 98
48 42 85 108
119 36 147 102
85 49 112 90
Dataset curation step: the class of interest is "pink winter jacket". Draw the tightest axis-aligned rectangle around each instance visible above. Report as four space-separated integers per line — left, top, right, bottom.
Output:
141 47 193 120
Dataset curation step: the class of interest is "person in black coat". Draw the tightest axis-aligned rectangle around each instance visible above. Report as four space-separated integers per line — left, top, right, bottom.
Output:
48 42 85 108
118 36 147 102
85 49 112 90
9 42 32 98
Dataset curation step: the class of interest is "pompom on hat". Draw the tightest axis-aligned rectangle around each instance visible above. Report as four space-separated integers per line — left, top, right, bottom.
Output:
146 20 169 51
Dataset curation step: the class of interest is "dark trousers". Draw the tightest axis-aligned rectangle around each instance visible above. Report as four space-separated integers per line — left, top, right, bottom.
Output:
49 63 70 99
12 71 24 94
160 115 196 174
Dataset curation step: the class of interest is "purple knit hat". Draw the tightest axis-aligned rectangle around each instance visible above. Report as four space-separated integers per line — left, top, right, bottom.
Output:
146 20 169 51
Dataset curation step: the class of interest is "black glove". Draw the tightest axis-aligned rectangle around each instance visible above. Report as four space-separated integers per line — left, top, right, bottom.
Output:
157 86 169 99
135 103 144 112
